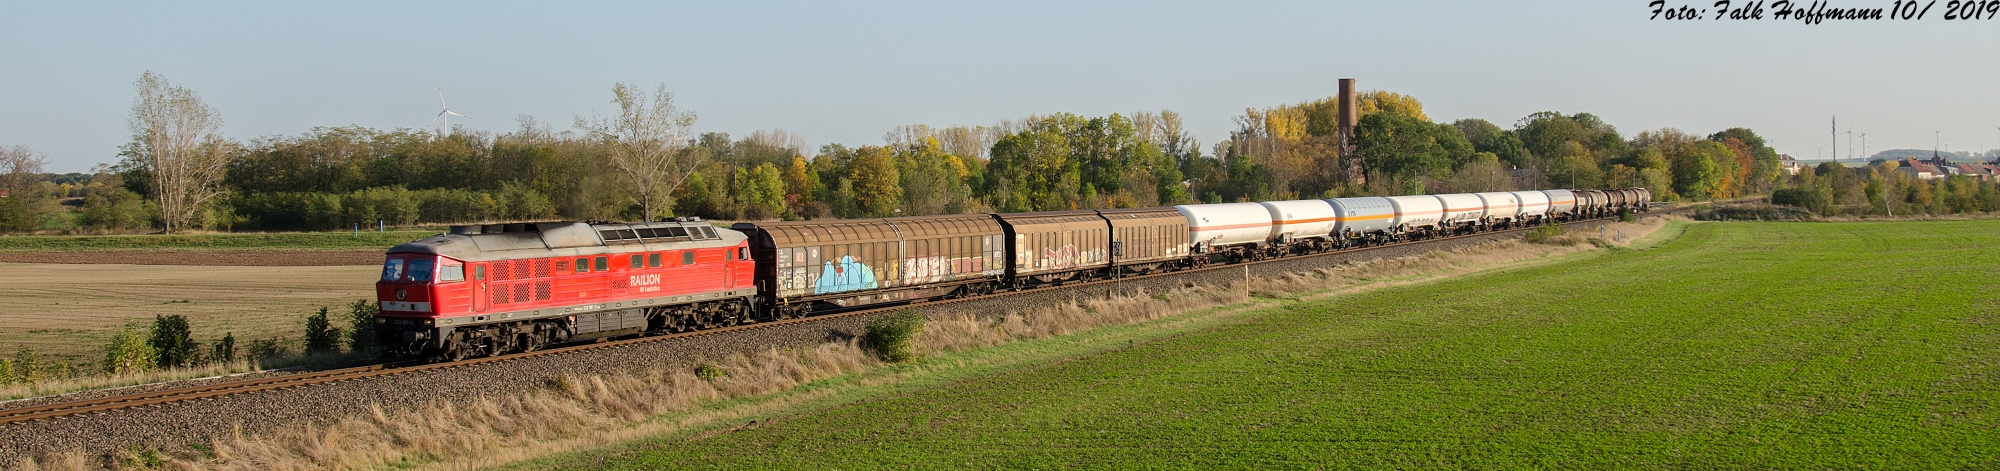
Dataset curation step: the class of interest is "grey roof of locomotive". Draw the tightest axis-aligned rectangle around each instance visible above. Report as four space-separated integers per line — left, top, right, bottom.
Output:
386 220 745 262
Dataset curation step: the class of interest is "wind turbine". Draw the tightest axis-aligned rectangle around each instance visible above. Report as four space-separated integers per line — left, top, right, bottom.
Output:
1860 130 1867 162
1846 130 1853 162
425 84 469 137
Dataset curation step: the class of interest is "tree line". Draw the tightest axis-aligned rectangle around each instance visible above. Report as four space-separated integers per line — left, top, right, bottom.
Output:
1 72 1826 234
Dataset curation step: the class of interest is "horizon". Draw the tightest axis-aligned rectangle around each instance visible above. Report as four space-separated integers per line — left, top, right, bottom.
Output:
4 1 1997 173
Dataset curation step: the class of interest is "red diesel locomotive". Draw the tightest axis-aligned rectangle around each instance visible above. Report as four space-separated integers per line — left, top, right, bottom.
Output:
375 219 753 360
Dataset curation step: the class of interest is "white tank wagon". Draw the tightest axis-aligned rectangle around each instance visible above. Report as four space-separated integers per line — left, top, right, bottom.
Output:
1258 199 1341 254
1175 203 1274 260
1433 193 1486 232
1542 189 1578 220
1385 195 1445 238
1510 191 1552 223
1474 192 1522 228
1324 197 1395 246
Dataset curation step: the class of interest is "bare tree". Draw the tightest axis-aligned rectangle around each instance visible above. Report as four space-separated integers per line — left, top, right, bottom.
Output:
749 128 806 155
0 145 48 197
574 83 700 221
121 71 228 234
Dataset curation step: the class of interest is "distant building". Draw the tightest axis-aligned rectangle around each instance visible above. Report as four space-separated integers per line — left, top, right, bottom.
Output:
1898 158 1943 180
1778 155 1804 175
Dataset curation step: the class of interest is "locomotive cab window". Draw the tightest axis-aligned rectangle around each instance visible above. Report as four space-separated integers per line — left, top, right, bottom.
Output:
380 259 406 281
439 265 465 283
648 253 662 267
475 265 486 281
738 247 748 261
407 260 435 282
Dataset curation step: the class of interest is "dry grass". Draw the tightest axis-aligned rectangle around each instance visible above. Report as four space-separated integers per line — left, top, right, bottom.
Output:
0 263 378 363
0 359 264 402
12 218 1687 470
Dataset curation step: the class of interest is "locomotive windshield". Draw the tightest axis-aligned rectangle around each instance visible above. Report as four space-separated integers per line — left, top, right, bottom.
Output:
380 259 404 281
379 257 436 282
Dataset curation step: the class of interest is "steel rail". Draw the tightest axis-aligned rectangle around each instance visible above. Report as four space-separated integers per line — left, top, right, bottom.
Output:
0 212 1648 425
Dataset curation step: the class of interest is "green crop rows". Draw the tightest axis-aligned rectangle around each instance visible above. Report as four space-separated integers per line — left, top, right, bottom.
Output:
575 221 2000 469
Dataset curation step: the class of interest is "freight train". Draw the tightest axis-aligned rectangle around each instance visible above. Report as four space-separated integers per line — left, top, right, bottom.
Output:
375 188 1651 360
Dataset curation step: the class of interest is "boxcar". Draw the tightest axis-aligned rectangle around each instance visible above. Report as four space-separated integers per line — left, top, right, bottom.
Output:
1542 189 1578 220
1259 199 1339 249
1433 193 1486 230
1474 192 1522 226
1511 191 1552 222
734 215 1005 316
1176 203 1274 254
993 210 1112 284
1098 207 1190 274
1384 195 1445 235
1325 197 1395 245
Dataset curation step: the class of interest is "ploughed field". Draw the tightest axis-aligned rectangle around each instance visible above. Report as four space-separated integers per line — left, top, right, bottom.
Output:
585 220 2000 469
0 263 378 361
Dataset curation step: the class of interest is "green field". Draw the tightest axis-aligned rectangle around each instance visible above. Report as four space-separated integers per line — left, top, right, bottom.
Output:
561 221 2000 469
0 229 438 251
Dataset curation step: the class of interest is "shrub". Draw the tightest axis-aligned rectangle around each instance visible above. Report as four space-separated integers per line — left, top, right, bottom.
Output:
694 363 726 380
245 336 292 360
149 314 200 368
304 307 344 354
212 332 237 363
864 311 926 363
1619 206 1633 222
346 299 379 352
0 196 35 233
103 325 158 375
1524 223 1581 246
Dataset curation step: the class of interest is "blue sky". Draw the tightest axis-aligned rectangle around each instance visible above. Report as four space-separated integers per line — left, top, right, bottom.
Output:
3 1 1995 172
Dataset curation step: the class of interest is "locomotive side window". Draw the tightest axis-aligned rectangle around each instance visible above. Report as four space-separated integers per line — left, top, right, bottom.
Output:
380 259 405 281
648 253 661 268
738 247 747 261
475 265 486 281
407 260 435 282
629 254 643 269
439 265 465 283
683 251 695 266
574 257 589 273
594 256 608 271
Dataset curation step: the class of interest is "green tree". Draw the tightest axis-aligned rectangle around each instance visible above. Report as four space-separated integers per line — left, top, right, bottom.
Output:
847 146 901 217
1353 112 1465 183
148 314 199 368
736 162 787 219
986 127 1078 211
212 332 236 363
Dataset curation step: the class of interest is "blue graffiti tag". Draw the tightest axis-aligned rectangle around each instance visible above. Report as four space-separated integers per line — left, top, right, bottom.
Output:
813 255 877 294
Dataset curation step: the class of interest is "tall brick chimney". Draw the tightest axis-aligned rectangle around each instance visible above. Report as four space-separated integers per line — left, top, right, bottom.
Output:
1337 78 1362 186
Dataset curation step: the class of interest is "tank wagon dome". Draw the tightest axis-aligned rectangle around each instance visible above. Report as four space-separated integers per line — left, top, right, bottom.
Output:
388 219 744 262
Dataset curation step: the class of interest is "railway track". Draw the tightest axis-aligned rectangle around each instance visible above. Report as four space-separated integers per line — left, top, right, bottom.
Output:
0 214 1644 426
